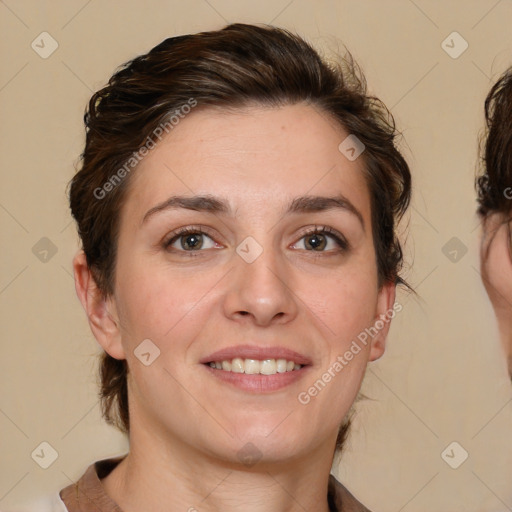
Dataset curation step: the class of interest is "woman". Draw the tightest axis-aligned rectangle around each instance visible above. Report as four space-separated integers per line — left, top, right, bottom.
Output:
477 68 512 379
29 23 411 512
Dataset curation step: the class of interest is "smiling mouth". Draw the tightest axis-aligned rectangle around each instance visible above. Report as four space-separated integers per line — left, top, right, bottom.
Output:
205 358 303 375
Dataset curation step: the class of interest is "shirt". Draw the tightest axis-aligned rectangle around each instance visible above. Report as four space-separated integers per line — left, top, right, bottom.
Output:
19 456 371 512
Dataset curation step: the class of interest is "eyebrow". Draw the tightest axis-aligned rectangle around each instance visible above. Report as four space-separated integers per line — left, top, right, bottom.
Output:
141 194 365 230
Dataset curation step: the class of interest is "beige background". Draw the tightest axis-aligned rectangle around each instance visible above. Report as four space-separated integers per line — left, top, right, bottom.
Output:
1 1 512 510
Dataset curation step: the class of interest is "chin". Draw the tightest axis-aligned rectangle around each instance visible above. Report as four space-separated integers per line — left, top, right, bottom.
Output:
229 438 312 468
199 417 316 465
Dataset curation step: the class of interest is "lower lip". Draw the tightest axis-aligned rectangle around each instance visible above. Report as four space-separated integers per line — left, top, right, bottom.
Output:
203 364 309 392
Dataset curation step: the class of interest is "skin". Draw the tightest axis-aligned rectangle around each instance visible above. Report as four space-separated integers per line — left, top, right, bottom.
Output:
73 103 395 512
481 212 512 376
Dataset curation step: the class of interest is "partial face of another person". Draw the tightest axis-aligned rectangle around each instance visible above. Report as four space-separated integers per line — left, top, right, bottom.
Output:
478 69 512 380
481 212 512 376
83 103 395 464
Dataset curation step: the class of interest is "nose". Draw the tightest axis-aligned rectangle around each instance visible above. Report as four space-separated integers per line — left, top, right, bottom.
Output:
223 241 299 327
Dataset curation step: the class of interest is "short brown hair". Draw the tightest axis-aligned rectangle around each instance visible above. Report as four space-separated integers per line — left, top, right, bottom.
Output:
477 68 512 216
68 23 411 438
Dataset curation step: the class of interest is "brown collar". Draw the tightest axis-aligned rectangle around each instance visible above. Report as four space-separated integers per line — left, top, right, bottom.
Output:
59 456 124 512
60 456 371 512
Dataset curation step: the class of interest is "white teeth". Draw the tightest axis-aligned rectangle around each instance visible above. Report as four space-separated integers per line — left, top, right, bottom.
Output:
260 359 276 375
231 358 244 373
245 359 260 374
276 359 287 373
207 358 303 375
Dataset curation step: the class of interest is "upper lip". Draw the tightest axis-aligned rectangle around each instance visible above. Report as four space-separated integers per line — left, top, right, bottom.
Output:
200 344 312 366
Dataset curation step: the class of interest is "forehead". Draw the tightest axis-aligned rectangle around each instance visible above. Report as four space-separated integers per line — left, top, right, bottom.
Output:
122 103 371 223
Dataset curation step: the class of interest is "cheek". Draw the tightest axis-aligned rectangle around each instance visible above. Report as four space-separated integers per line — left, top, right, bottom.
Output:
482 229 512 373
113 254 220 348
483 229 512 308
306 263 379 343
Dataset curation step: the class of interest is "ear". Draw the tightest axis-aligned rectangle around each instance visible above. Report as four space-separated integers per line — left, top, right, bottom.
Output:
72 250 126 360
369 280 396 362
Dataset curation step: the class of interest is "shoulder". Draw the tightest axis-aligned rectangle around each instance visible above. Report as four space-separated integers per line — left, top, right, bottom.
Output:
5 492 68 512
328 474 373 512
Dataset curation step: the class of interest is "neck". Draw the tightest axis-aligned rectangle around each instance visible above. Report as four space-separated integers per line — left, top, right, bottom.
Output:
102 424 336 512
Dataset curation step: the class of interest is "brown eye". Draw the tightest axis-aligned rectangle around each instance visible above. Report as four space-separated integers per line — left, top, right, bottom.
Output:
178 233 204 250
304 233 327 251
294 227 349 252
165 228 218 252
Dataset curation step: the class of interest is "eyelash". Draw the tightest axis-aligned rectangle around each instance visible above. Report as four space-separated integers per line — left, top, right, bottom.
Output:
163 225 349 256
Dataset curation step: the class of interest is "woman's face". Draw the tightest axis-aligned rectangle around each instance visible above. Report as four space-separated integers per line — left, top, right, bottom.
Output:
97 103 395 464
